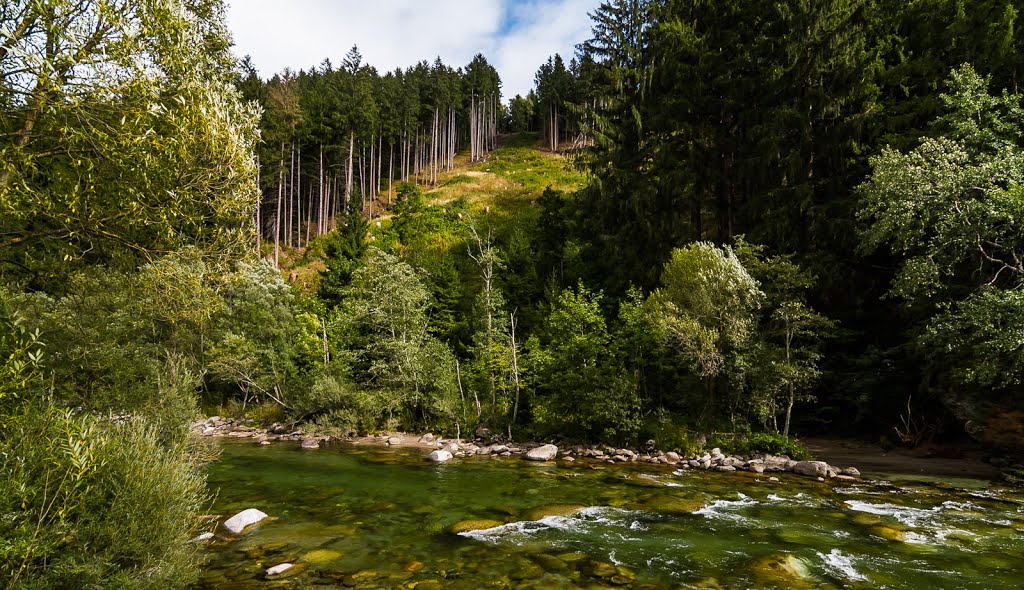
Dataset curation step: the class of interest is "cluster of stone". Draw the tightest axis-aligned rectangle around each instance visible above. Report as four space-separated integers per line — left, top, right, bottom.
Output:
190 417 861 481
190 417 306 446
424 437 860 481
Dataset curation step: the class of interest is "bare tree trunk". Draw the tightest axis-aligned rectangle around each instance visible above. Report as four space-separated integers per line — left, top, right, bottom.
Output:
305 183 312 246
318 145 324 236
345 131 354 214
388 142 394 205
509 311 521 440
274 143 283 267
255 160 261 253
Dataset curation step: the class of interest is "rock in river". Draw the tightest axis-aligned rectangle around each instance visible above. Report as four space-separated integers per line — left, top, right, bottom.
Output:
521 504 587 521
525 444 559 461
265 563 294 578
446 519 504 533
791 460 831 478
427 450 453 462
223 508 268 534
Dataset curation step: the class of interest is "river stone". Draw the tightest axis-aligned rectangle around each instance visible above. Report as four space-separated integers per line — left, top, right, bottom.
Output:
752 553 811 587
665 451 681 464
189 532 214 543
525 444 559 461
791 460 831 478
852 513 882 526
511 561 546 581
446 519 504 533
840 466 861 477
300 438 319 449
265 562 305 579
301 549 342 564
714 465 736 472
223 508 268 534
427 450 453 462
585 560 618 578
870 525 906 542
386 436 401 445
644 496 705 515
533 553 569 572
521 504 587 521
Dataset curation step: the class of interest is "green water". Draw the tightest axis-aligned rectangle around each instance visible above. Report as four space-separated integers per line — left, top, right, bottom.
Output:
198 441 1024 589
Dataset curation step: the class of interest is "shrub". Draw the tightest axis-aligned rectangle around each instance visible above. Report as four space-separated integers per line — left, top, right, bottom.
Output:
0 402 208 590
707 431 812 460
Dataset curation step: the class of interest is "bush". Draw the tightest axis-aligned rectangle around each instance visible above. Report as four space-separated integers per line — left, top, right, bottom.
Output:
0 401 208 590
707 431 812 460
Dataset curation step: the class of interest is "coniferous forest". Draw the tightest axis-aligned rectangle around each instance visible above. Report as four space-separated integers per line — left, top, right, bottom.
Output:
4 0 1024 587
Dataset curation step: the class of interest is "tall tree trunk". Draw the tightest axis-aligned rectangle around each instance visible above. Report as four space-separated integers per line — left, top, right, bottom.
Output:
318 145 324 236
388 142 394 205
377 133 383 197
275 142 284 267
255 161 261 253
345 131 354 214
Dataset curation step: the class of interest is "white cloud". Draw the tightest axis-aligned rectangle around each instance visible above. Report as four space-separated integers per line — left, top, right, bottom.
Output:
224 0 600 98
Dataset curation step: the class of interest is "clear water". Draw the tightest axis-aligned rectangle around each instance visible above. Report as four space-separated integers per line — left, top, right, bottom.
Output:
198 440 1024 589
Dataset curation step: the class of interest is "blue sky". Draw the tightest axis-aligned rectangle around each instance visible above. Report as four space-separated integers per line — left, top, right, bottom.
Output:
225 0 601 99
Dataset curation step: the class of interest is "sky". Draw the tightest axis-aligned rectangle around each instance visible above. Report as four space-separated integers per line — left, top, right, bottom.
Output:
224 0 602 99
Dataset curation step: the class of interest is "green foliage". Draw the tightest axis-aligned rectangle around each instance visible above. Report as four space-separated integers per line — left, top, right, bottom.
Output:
737 237 834 437
707 431 812 461
648 243 763 424
334 248 463 432
525 284 641 441
0 402 209 590
636 411 703 455
0 0 260 285
318 213 370 309
859 65 1024 399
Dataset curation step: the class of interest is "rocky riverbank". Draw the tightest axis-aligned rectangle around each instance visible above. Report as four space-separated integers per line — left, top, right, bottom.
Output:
190 417 862 482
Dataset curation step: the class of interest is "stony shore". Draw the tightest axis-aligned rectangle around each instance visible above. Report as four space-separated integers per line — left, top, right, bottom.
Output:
191 416 862 482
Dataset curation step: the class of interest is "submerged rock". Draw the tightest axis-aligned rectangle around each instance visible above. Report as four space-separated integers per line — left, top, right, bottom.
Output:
427 450 453 462
223 508 268 534
521 504 587 521
189 532 214 543
525 444 559 461
446 519 504 533
301 549 342 564
870 525 907 542
265 563 302 579
751 553 812 587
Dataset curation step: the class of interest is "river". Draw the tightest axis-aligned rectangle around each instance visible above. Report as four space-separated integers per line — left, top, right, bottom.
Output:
197 440 1024 589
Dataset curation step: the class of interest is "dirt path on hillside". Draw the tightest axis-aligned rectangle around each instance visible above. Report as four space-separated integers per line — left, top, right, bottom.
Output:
804 437 1001 480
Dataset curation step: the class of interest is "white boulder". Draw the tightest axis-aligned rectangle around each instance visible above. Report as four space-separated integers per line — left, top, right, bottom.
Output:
427 450 453 462
223 508 268 534
525 444 559 461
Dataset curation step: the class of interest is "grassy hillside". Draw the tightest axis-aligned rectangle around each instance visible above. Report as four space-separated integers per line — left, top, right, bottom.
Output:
275 132 587 292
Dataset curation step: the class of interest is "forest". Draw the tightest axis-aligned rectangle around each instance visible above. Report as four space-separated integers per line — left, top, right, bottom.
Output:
3 0 1024 587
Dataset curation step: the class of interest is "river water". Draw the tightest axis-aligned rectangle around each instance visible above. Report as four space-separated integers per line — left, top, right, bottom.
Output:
197 440 1024 589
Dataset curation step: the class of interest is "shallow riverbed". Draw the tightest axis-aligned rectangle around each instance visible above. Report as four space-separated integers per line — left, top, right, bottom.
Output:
197 440 1024 589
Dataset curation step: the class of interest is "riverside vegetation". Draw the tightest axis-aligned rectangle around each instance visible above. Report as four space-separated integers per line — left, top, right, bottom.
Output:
4 1 1024 588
